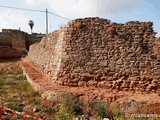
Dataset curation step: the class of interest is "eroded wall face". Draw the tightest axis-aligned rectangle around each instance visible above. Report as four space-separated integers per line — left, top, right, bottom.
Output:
0 29 44 58
11 30 26 50
26 34 45 50
0 47 22 58
0 33 12 47
27 30 66 80
0 30 26 58
27 17 160 91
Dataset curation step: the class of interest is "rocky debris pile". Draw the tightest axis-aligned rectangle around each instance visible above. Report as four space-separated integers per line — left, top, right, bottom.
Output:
27 17 160 92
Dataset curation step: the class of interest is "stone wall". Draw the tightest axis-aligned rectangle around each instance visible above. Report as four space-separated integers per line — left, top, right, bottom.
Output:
27 17 160 91
0 30 12 47
28 30 65 80
0 29 45 58
26 33 45 50
0 46 22 58
11 30 26 50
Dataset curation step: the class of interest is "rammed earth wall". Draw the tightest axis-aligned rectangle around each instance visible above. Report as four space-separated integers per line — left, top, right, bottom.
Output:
27 17 160 91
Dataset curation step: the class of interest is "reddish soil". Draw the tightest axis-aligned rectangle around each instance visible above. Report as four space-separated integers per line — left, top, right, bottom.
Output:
20 60 160 114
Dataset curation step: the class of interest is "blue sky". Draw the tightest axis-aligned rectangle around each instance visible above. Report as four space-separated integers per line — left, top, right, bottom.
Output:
0 0 160 37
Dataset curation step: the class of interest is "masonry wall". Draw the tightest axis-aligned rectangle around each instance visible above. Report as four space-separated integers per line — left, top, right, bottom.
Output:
11 30 26 50
0 30 12 47
27 17 160 91
26 33 45 50
0 29 44 58
0 46 22 58
28 30 65 80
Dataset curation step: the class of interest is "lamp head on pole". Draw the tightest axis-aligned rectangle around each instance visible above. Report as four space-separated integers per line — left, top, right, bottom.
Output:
28 20 34 34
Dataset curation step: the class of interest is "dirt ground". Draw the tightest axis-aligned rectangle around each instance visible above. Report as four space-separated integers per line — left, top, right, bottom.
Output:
0 59 160 120
21 60 160 115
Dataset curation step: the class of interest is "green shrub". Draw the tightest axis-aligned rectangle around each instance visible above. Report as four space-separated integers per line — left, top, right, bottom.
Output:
33 99 41 105
7 103 19 111
95 101 107 118
64 95 82 115
44 107 55 114
55 106 74 120
55 95 82 120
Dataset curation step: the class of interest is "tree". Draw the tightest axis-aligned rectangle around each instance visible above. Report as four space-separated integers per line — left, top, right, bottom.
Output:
28 20 34 34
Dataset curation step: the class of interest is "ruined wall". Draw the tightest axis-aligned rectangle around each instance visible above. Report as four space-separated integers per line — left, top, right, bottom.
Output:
27 17 160 91
26 33 45 50
0 29 44 58
0 33 11 47
0 46 22 58
28 29 65 80
11 30 26 50
0 29 27 49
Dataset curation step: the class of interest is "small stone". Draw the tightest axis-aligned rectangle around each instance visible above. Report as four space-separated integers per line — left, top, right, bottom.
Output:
75 117 80 120
18 104 25 112
146 83 157 90
85 116 90 120
129 77 137 81
33 107 39 112
57 81 64 85
87 80 98 87
103 118 110 120
78 81 87 87
97 81 106 87
67 82 78 87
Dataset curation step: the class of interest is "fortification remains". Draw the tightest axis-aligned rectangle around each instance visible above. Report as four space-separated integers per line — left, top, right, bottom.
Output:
27 17 160 91
0 29 45 58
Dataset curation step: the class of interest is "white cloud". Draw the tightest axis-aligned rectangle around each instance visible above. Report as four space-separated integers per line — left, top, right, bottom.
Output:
98 0 140 15
24 0 44 5
0 10 30 32
24 0 140 19
47 0 98 18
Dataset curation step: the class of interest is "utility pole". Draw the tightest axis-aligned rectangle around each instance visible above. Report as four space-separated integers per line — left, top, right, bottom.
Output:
46 9 48 34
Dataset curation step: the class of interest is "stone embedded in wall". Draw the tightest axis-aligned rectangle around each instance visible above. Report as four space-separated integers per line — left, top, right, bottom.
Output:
27 17 160 91
154 40 160 60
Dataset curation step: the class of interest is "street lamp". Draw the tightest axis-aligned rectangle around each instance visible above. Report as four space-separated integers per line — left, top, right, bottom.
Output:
28 20 34 34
